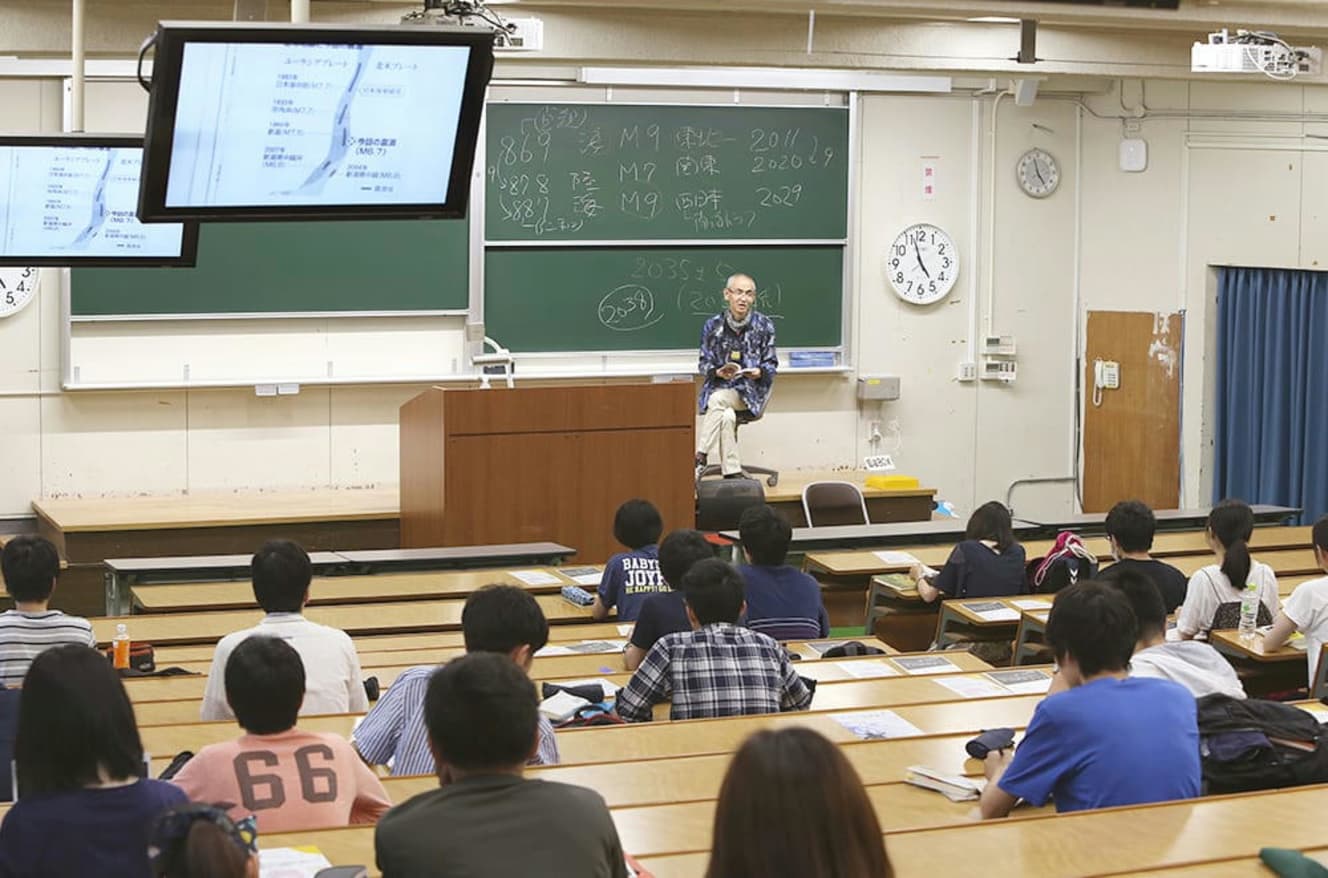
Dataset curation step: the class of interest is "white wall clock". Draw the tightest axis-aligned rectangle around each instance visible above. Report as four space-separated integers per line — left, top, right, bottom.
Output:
1016 147 1060 198
0 268 38 318
886 223 959 305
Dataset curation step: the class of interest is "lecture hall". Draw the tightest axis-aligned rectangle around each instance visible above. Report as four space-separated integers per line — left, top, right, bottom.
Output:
1 0 1327 875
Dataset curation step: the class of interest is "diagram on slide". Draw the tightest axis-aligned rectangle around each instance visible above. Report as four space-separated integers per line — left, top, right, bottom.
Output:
164 42 472 208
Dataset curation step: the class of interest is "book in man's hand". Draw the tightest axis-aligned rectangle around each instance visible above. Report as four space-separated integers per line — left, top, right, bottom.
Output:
904 766 985 802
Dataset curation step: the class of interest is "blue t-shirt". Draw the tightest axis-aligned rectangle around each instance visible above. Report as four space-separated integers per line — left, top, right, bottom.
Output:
0 778 187 877
740 564 830 641
932 540 1027 599
597 545 666 622
998 676 1200 813
628 591 691 653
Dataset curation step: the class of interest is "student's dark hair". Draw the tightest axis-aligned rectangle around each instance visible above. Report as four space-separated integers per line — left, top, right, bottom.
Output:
657 529 715 590
15 644 145 797
682 559 745 625
425 651 538 772
1045 581 1137 678
1100 568 1167 643
1312 515 1328 555
0 534 60 603
150 806 252 878
613 498 664 550
739 505 793 567
224 636 304 735
461 584 549 654
1105 500 1157 554
1208 499 1254 590
965 501 1016 552
706 728 893 878
250 539 312 614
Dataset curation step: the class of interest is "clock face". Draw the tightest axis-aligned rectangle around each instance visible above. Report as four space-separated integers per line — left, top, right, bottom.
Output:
886 223 959 305
1017 148 1060 198
0 268 38 318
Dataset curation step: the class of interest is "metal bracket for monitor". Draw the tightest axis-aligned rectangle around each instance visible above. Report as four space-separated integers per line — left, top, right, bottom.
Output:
472 336 514 389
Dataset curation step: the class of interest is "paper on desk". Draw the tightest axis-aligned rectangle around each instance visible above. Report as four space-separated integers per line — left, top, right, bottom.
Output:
973 608 1021 622
835 660 899 679
560 566 603 586
985 669 1052 695
873 550 921 567
509 569 563 586
892 655 960 675
534 645 575 657
833 709 924 740
617 624 634 637
566 640 628 654
1010 598 1053 610
932 676 1009 699
1300 703 1328 723
259 847 333 878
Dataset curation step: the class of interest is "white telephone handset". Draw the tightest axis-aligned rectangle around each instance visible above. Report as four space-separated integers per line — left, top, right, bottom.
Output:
1092 359 1120 407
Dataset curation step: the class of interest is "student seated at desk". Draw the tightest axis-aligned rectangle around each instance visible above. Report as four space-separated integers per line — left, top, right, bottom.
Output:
909 501 1027 603
979 582 1200 819
593 498 667 623
1175 499 1281 641
624 529 715 671
201 540 367 721
354 585 559 775
0 535 96 687
375 653 627 878
172 636 391 832
148 804 258 878
1261 515 1328 689
737 504 830 641
616 559 812 723
707 728 893 878
0 645 188 877
1098 499 1190 613
1106 569 1245 699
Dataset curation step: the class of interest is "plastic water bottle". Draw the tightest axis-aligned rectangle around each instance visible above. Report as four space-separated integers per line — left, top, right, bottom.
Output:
112 624 131 669
1238 581 1260 641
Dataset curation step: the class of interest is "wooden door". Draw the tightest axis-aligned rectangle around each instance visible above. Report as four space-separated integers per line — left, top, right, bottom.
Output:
1082 311 1183 513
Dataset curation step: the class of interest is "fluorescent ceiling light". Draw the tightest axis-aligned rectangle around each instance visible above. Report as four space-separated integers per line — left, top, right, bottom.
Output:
580 66 951 93
967 16 1021 23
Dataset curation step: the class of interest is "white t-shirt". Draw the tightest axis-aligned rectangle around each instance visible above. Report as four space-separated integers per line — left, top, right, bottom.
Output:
200 613 368 721
1280 575 1328 689
1175 561 1280 640
1129 641 1246 699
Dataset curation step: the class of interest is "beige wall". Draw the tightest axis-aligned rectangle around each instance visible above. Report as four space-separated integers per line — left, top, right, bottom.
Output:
2 7 1328 521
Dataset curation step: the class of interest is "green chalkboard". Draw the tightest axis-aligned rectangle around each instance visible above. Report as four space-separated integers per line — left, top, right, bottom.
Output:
484 245 842 352
71 219 468 317
485 103 849 242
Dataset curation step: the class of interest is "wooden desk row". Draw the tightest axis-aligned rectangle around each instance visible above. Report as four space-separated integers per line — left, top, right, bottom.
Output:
131 565 601 614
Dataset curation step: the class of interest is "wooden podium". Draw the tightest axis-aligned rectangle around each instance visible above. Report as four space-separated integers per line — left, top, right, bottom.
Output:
398 383 696 564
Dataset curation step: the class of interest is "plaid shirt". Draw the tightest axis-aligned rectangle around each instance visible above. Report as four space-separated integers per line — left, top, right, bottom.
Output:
352 665 559 775
697 312 778 417
615 623 812 722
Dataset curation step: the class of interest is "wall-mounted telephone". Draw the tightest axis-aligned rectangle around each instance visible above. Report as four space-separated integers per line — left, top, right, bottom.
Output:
1092 359 1120 407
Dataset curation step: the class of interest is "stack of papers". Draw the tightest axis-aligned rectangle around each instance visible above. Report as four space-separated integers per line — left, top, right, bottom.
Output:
873 550 922 567
932 676 1009 699
905 766 985 802
565 640 628 654
835 660 899 679
833 709 924 740
509 569 564 586
560 566 603 586
985 669 1053 694
259 847 336 878
893 655 960 675
961 601 1021 622
1010 598 1053 611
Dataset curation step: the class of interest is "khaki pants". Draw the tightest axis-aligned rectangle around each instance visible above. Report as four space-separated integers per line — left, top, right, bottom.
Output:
697 388 747 476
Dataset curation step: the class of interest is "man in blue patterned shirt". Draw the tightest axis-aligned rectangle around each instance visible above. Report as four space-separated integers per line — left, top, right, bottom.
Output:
615 559 812 722
696 273 779 478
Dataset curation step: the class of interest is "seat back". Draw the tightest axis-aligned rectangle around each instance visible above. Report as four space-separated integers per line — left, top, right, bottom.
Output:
802 481 870 527
696 477 766 532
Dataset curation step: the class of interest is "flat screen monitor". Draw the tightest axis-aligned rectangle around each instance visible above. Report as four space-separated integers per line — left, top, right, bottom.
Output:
137 21 494 222
0 135 198 267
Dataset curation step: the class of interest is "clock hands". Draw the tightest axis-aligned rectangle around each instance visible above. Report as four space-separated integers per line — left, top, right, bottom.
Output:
1033 161 1046 185
912 236 931 279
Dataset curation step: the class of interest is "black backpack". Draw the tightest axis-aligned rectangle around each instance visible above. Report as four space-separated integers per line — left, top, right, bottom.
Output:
1210 600 1273 632
1196 694 1328 794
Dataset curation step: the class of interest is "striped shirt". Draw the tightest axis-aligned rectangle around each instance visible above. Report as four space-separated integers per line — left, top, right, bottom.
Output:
615 623 812 723
0 610 96 686
352 665 559 776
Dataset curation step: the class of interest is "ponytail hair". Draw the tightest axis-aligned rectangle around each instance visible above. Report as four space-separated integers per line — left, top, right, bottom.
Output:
1209 499 1254 588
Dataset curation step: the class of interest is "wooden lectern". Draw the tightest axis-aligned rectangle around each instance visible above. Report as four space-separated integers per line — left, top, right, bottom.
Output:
399 383 696 564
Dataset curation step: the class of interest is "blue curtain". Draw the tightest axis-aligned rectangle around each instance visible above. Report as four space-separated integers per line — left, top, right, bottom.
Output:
1215 267 1328 525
